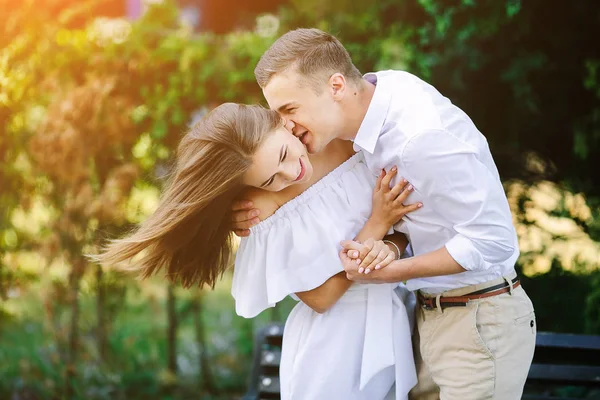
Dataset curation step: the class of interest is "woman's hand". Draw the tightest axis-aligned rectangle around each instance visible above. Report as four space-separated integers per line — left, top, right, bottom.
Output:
342 238 397 274
369 167 422 229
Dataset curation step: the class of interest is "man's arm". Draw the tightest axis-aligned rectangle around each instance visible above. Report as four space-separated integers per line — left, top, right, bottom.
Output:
406 129 515 270
343 246 464 283
231 200 260 237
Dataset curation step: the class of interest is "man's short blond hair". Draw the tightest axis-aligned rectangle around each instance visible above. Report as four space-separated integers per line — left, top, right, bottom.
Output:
254 28 363 91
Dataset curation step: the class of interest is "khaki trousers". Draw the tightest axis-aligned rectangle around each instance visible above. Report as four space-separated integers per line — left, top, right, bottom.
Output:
411 274 536 400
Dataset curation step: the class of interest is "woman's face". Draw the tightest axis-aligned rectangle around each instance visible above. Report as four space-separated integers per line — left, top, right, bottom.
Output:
242 125 313 192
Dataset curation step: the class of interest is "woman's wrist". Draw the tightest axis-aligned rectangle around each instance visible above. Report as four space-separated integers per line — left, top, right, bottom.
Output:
382 239 401 260
362 217 391 241
367 213 393 229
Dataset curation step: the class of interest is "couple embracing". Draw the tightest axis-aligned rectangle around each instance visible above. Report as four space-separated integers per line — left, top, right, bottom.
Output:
98 28 536 400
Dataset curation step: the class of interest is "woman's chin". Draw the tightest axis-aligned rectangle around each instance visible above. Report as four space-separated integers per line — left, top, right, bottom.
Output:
299 170 312 184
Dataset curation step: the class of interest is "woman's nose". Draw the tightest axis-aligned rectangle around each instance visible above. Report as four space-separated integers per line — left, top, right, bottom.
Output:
282 162 298 181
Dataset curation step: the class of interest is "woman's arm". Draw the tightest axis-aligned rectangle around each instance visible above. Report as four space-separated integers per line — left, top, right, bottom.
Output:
296 168 422 313
294 226 398 314
294 221 410 313
294 272 351 314
295 171 418 313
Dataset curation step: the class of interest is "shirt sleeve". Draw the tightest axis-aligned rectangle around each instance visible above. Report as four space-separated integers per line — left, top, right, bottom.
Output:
400 129 516 271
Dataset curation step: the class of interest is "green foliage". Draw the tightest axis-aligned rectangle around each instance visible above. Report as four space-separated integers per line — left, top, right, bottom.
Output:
519 262 600 335
0 272 294 399
0 0 599 398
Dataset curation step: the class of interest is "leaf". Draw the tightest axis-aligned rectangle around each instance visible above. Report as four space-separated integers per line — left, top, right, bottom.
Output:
170 107 184 126
506 0 521 18
151 119 168 140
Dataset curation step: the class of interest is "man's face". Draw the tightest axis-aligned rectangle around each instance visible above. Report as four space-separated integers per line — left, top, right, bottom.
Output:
263 69 344 154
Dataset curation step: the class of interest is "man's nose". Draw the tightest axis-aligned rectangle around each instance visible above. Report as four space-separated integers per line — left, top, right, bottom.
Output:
283 118 298 135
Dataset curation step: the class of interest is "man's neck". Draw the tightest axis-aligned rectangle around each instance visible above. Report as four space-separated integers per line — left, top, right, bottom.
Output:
343 78 376 141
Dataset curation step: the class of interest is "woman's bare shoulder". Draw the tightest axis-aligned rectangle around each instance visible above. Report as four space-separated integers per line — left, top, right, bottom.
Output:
242 188 280 221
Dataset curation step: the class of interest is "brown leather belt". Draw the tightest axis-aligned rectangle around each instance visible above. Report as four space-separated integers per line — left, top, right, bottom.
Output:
418 277 520 310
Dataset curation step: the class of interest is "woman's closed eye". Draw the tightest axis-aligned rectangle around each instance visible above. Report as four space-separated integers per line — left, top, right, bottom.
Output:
261 145 288 188
264 177 275 187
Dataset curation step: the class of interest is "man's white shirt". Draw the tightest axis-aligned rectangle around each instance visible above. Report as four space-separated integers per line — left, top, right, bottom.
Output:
353 70 519 292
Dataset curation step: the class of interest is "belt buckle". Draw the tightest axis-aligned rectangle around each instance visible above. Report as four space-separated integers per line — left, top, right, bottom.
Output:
420 298 435 310
418 292 438 310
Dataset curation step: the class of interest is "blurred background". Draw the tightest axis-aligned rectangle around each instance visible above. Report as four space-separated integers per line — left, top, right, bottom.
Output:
1 0 599 399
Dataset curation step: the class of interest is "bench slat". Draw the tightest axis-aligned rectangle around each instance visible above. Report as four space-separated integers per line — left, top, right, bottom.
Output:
522 396 583 400
535 332 600 351
528 364 600 384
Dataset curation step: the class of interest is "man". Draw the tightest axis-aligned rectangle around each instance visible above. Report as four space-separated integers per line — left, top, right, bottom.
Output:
233 28 535 399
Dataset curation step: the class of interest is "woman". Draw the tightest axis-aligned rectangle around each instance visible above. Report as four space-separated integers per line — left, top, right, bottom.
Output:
95 103 419 399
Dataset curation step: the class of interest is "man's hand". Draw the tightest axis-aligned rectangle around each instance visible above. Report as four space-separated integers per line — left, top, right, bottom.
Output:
231 200 260 237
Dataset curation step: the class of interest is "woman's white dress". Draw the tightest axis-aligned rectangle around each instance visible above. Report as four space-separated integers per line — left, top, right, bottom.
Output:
232 152 417 399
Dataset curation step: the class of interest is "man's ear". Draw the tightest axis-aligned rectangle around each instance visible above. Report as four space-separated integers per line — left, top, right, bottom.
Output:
329 73 346 100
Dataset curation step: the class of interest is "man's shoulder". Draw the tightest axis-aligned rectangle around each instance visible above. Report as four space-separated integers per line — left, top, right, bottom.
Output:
380 71 446 137
373 69 426 86
361 70 446 158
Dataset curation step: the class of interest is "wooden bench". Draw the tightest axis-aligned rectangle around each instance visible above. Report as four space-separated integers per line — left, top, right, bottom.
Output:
243 324 600 400
242 323 284 400
523 332 600 399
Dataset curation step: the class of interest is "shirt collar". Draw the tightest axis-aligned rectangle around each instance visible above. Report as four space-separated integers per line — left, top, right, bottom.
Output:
353 71 393 154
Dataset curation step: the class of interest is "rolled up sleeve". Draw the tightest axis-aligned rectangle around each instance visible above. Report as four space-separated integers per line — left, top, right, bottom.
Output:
401 130 516 271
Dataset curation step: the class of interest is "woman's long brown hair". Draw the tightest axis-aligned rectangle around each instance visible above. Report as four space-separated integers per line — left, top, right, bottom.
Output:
93 103 280 288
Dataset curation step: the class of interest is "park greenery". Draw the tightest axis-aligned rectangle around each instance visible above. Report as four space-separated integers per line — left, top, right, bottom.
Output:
1 0 599 398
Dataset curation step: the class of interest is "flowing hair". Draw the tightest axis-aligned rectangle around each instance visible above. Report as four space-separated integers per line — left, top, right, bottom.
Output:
93 103 281 288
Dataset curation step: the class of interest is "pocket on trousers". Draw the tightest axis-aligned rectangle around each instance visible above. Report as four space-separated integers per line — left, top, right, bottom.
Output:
515 311 535 328
513 290 535 325
471 302 496 360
